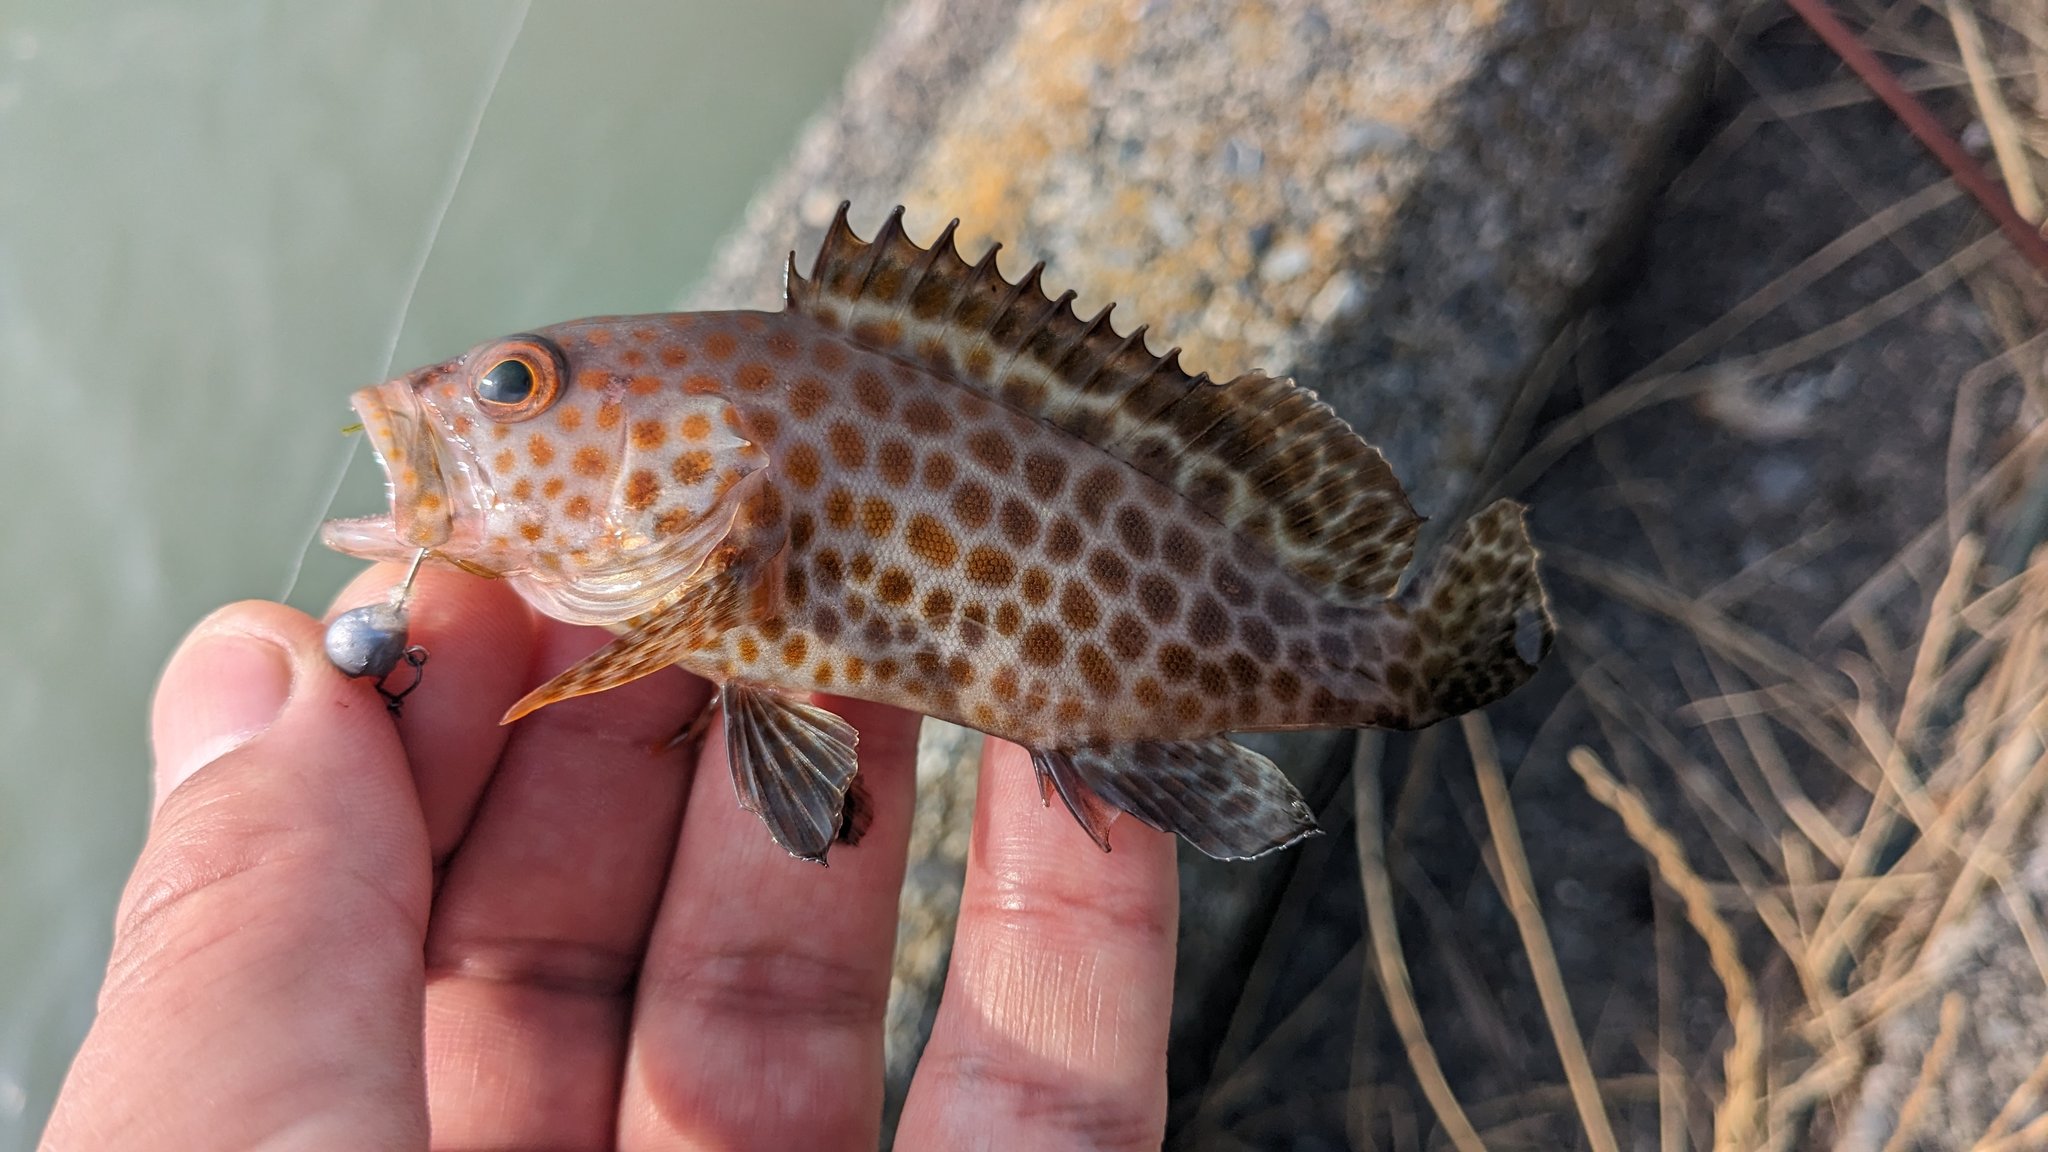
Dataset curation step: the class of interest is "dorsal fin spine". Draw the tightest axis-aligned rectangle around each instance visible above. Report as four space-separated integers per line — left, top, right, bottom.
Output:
1065 308 1133 396
811 202 860 293
783 251 804 304
853 206 907 304
983 263 1050 384
789 207 1426 603
991 284 1075 407
902 218 961 323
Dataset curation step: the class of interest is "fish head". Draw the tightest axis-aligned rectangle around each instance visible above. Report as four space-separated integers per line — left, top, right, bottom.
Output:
323 316 769 624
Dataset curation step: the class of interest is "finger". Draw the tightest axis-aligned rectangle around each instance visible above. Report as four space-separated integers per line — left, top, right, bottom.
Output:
45 602 430 1150
896 738 1177 1151
617 697 923 1151
419 618 706 1150
327 561 540 863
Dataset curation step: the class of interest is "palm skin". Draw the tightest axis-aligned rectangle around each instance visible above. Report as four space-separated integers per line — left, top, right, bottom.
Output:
43 562 1176 1151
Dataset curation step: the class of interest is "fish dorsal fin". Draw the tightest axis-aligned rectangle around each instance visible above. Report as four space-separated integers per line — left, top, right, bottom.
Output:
783 204 1422 604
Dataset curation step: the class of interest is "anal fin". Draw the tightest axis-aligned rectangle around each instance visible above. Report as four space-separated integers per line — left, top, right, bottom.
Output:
724 683 860 864
1030 749 1123 852
1035 738 1319 860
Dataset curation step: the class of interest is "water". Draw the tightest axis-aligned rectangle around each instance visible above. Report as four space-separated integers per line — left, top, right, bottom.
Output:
0 2 891 1142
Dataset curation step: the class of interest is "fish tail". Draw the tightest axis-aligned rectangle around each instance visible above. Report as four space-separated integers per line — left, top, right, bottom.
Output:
1378 499 1553 728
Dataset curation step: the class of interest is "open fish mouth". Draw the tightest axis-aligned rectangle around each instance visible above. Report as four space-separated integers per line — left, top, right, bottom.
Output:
321 379 455 559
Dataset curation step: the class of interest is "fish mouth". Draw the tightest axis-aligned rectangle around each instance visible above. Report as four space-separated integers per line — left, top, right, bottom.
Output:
321 378 455 560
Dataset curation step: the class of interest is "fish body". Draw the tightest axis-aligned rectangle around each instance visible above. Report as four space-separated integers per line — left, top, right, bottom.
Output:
325 207 1553 862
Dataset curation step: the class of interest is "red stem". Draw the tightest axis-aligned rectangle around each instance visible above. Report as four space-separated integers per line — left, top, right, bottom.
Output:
1785 0 2048 274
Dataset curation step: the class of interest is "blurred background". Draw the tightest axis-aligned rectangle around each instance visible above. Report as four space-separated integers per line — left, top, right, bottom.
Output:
0 2 892 1143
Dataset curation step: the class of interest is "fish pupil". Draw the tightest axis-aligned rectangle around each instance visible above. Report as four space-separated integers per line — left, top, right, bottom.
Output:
479 358 534 404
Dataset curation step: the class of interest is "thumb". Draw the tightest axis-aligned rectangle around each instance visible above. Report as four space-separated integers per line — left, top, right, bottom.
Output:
45 601 431 1151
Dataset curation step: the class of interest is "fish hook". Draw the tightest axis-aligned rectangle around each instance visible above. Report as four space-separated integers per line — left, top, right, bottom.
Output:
323 548 433 718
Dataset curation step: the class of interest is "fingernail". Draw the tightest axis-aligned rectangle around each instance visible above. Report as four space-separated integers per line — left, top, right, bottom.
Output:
154 630 295 806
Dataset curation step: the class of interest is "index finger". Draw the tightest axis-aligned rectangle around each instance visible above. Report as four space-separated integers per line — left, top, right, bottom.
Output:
896 738 1177 1150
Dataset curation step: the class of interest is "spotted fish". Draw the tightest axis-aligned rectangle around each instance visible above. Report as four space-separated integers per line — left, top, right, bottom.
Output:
323 206 1553 863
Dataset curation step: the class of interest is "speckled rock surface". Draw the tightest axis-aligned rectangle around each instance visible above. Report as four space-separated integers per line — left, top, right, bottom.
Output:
691 0 1733 1132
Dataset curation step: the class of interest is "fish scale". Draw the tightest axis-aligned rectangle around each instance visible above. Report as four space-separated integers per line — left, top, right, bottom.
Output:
324 205 1554 863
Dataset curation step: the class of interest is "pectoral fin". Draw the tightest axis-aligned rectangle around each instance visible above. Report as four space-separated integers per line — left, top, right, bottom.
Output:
1036 737 1319 860
724 683 861 864
501 549 772 724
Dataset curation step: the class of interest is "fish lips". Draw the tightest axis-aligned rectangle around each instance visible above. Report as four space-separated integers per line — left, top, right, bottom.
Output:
323 378 457 560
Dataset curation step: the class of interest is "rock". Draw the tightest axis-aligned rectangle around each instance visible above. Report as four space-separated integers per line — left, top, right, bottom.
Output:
689 0 1734 1126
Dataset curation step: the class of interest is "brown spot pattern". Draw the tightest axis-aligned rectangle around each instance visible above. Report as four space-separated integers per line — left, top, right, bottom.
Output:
827 422 867 469
877 439 914 486
784 443 822 489
1020 622 1065 667
876 568 914 604
1044 517 1083 563
964 546 1016 587
905 513 960 569
950 482 993 530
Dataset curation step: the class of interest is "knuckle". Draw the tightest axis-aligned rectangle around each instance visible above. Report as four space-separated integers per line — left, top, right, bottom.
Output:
962 869 1175 951
103 797 306 1002
425 933 642 999
651 943 887 1033
917 1051 1165 1151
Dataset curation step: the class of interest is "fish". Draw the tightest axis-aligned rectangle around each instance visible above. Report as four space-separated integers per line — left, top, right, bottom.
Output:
323 205 1554 863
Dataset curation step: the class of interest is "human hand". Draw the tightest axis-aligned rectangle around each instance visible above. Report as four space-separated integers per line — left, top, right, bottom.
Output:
45 563 1176 1150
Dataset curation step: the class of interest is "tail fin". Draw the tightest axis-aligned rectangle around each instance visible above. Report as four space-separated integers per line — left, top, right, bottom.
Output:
1395 499 1553 726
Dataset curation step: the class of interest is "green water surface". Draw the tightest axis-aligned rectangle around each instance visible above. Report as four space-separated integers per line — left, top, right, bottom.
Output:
0 2 892 1142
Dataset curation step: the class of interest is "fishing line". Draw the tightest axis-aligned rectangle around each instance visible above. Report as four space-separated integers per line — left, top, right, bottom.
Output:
278 0 534 605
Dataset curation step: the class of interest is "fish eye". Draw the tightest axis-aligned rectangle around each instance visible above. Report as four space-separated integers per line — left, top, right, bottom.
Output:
479 358 533 404
470 335 564 422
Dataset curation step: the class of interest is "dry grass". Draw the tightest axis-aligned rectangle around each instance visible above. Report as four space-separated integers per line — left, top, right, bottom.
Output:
1334 4 2048 1147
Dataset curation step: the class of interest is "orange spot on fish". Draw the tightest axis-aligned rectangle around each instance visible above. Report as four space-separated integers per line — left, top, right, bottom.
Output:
624 469 660 511
784 443 822 489
824 488 855 530
859 496 896 539
632 419 667 449
596 400 623 430
876 568 914 605
527 433 555 467
558 406 584 432
542 477 565 499
827 422 867 469
672 450 714 486
564 494 594 520
789 376 828 419
628 375 662 395
572 446 611 478
655 507 696 537
904 513 959 569
681 412 712 441
704 331 737 359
